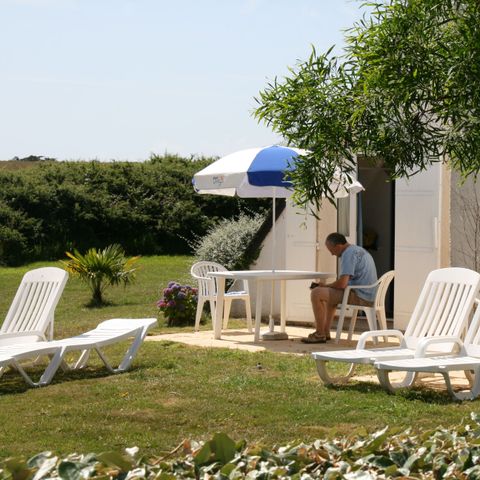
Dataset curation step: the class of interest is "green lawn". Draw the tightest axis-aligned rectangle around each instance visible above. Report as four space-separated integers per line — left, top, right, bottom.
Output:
0 256 476 458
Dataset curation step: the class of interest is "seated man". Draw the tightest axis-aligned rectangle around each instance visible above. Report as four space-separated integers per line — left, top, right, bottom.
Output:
302 232 378 344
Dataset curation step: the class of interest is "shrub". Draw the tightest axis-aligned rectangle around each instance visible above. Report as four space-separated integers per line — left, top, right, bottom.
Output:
158 281 198 326
61 244 140 306
193 213 265 270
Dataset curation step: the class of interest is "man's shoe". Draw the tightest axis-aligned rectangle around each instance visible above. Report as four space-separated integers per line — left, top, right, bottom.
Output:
301 333 327 344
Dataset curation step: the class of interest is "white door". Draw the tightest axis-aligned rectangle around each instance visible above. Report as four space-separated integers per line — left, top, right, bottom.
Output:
394 164 442 329
284 201 317 323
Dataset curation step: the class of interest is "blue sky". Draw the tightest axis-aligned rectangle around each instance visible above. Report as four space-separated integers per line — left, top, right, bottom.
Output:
0 0 367 161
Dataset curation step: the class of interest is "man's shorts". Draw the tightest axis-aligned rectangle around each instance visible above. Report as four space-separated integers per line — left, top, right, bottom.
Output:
347 290 374 307
317 286 374 307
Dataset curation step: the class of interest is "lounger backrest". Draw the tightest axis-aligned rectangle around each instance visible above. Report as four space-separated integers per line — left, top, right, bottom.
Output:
404 267 480 349
1 267 68 340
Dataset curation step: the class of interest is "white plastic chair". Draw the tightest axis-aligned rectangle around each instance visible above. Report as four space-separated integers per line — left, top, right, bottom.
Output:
0 267 69 346
313 267 480 388
335 270 395 343
190 261 252 332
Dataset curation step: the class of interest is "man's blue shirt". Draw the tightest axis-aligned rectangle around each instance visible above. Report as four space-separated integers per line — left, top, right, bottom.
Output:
340 245 378 302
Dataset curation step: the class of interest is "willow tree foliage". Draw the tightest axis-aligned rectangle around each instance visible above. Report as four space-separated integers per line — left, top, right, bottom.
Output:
255 0 480 209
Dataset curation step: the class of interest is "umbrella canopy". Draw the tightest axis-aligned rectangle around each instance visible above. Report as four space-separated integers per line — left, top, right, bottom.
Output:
193 145 364 198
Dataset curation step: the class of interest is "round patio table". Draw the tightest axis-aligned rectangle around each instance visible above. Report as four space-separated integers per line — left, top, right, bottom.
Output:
207 270 335 341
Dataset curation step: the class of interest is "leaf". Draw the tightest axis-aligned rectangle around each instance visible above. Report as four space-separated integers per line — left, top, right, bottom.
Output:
219 463 236 476
4 459 34 480
210 432 237 465
32 456 58 480
193 443 212 467
57 461 82 480
96 452 134 472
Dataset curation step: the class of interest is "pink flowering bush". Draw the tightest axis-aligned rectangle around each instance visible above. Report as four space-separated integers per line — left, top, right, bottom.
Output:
158 281 198 326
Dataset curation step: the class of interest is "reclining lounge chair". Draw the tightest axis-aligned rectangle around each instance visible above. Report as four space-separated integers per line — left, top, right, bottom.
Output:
0 318 157 387
312 268 480 389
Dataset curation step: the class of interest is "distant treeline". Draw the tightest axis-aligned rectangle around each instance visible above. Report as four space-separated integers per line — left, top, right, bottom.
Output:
0 154 269 266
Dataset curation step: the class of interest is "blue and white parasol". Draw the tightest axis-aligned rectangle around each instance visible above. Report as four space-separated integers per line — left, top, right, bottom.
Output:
193 145 364 340
193 145 362 198
193 145 305 198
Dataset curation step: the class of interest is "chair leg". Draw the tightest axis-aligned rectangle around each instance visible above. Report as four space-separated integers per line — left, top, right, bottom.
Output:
377 309 388 330
315 359 356 385
223 298 232 329
245 298 253 333
364 309 379 345
377 369 418 392
194 298 205 331
376 310 389 343
442 367 480 401
347 309 359 341
207 296 217 332
364 308 377 331
335 304 348 343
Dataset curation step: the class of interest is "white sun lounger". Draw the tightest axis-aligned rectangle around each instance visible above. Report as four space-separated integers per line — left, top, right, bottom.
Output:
375 299 480 400
0 318 157 387
312 268 480 389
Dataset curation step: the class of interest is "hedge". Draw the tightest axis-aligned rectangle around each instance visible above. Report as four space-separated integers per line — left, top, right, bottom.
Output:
0 155 269 265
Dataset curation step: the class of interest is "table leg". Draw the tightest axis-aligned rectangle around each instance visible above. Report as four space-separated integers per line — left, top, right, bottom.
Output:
254 280 263 342
280 279 286 333
214 277 225 340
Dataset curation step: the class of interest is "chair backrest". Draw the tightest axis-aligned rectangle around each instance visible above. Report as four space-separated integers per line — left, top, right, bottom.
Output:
190 261 228 297
1 267 69 340
374 270 395 310
404 267 480 349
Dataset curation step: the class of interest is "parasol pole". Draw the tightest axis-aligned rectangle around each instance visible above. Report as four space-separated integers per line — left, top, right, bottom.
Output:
271 188 276 272
269 188 276 332
262 187 288 340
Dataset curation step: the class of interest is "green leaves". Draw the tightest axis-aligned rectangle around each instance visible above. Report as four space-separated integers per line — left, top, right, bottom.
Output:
6 420 480 479
193 432 237 467
61 244 140 306
254 0 480 210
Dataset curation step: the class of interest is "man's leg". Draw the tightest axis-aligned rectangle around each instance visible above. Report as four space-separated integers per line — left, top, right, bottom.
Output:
310 287 344 338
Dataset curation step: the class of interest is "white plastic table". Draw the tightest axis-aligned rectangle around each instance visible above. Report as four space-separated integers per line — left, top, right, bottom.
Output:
207 270 335 341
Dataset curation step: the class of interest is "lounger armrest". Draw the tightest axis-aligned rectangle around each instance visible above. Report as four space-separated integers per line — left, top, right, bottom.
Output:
415 336 464 357
357 329 404 349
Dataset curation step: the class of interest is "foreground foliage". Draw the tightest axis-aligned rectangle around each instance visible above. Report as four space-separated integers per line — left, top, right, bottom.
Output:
4 414 480 479
255 0 480 209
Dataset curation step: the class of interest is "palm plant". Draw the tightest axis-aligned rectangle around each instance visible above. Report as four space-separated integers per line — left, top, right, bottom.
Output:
62 244 140 306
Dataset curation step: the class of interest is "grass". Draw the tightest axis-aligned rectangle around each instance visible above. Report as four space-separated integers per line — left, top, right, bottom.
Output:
0 255 477 458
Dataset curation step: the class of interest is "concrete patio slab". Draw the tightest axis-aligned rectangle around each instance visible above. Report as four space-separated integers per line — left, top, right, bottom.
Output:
147 325 360 355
